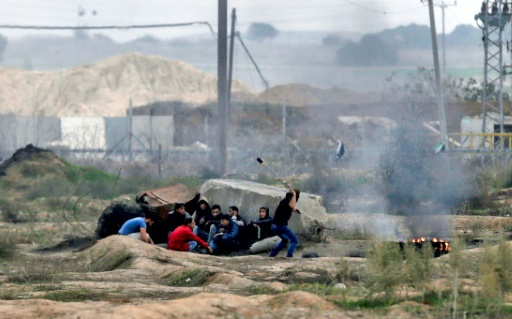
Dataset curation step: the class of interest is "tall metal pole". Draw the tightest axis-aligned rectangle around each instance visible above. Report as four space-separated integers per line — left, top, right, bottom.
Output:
129 98 133 161
282 103 286 144
498 0 505 141
436 1 457 74
227 8 236 119
441 2 446 73
482 2 489 135
428 0 448 149
476 0 510 145
218 0 228 176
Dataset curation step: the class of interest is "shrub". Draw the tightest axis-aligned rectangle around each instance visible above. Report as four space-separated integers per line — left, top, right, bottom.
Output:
403 244 434 299
25 177 74 200
478 239 512 315
0 197 28 223
0 232 16 258
365 241 405 301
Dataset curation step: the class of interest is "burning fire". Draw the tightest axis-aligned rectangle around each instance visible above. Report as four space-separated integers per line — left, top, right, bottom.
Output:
410 237 450 256
411 237 426 243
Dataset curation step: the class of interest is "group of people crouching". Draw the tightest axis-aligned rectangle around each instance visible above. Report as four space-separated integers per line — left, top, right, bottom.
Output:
118 188 301 258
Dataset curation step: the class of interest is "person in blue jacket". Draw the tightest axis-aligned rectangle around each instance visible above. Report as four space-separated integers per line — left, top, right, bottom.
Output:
210 214 239 254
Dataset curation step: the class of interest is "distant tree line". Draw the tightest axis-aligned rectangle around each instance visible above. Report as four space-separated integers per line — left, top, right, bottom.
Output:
0 34 7 64
337 35 398 67
331 24 480 67
246 23 279 42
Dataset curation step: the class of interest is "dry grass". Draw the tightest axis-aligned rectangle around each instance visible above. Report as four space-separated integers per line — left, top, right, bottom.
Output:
453 216 512 233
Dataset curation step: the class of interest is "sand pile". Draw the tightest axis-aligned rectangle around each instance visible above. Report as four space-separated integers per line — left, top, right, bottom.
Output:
0 53 253 117
0 291 346 319
0 53 382 117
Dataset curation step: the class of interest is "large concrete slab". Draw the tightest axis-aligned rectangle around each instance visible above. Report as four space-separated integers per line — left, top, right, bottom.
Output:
199 179 328 242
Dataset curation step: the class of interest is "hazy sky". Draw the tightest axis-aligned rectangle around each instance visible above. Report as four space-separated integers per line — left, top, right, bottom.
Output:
0 0 483 41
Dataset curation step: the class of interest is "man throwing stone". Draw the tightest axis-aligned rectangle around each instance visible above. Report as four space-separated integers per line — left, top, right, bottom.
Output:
269 189 301 258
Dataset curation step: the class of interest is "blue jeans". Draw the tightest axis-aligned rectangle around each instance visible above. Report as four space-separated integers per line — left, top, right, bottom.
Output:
193 224 217 246
188 241 197 252
269 224 299 258
211 235 239 253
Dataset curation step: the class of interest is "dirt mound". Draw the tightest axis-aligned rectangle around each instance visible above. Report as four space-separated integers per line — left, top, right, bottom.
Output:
36 236 97 253
0 53 253 117
0 291 350 319
0 144 66 177
255 84 381 107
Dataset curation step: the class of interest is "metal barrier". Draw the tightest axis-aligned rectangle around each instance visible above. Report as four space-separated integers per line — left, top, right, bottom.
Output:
448 132 512 151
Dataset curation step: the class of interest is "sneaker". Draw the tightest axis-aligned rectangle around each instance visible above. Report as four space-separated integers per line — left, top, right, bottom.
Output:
195 247 208 254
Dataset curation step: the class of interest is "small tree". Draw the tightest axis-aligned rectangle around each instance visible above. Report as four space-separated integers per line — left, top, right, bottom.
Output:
0 34 7 64
246 23 279 42
478 240 512 316
365 241 405 301
379 68 471 216
336 34 398 67
404 244 434 300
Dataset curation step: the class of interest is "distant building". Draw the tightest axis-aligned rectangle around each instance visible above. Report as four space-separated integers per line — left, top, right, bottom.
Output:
0 114 174 159
460 112 512 149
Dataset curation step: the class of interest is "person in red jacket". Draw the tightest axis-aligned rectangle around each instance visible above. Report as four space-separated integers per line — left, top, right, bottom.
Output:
168 217 213 254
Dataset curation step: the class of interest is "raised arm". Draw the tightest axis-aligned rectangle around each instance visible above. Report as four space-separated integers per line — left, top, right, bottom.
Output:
289 189 296 209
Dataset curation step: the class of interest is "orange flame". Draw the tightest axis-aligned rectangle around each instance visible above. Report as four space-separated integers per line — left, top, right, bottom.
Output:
410 237 451 252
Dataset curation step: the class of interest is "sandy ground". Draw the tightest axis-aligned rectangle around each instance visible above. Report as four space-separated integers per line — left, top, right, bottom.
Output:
0 214 510 318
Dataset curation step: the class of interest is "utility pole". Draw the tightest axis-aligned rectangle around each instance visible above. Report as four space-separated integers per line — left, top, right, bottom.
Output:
227 8 236 120
475 1 510 148
435 1 457 73
128 99 133 161
282 103 286 144
427 0 448 149
218 0 228 176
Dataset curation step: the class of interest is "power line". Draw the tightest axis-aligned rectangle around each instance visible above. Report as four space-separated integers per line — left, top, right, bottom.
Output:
0 21 217 37
342 0 426 14
235 32 270 90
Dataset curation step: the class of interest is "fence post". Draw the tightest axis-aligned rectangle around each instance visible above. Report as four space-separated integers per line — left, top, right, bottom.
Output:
158 144 162 179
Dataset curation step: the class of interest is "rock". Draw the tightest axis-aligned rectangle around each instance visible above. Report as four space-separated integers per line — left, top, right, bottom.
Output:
250 236 280 254
200 179 328 241
334 283 347 290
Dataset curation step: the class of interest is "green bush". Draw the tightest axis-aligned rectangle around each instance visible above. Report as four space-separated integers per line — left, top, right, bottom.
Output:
0 232 17 258
478 239 512 315
25 177 74 200
0 197 28 223
365 241 405 301
403 244 434 300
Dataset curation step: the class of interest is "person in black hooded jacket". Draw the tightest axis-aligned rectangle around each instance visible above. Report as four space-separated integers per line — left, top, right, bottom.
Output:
193 198 212 233
248 206 273 243
193 204 222 246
